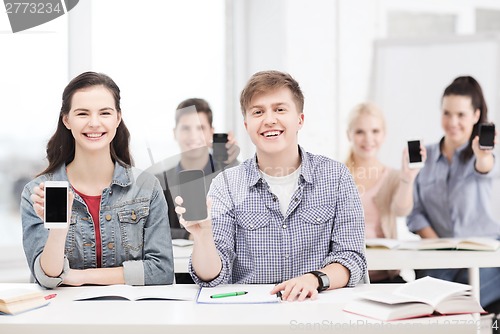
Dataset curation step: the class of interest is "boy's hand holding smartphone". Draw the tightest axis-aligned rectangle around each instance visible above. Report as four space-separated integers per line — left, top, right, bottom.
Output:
175 170 213 239
212 132 240 165
178 170 208 222
212 133 229 163
174 196 213 239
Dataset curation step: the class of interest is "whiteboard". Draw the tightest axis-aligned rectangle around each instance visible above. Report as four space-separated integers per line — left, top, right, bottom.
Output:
370 34 500 217
370 34 500 168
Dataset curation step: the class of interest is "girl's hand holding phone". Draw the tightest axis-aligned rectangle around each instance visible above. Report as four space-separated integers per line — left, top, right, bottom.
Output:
31 182 74 229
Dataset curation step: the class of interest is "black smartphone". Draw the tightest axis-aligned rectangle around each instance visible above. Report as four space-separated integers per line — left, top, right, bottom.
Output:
44 181 69 229
178 170 208 221
212 133 228 162
479 123 495 150
407 140 424 169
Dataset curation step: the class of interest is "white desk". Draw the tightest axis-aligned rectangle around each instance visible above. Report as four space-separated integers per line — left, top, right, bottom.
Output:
174 246 500 301
0 283 478 334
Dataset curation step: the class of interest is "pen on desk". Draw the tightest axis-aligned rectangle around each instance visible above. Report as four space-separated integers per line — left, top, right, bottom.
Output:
210 291 248 299
273 283 283 300
44 293 57 300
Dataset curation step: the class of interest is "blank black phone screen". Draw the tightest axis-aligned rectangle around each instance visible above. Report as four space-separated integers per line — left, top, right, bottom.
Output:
408 140 422 163
479 124 495 148
213 133 228 162
45 187 68 222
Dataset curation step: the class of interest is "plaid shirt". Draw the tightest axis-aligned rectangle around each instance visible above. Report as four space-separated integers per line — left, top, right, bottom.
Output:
190 146 366 287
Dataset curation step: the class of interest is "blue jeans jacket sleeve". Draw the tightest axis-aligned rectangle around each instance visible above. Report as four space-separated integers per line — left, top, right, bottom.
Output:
20 176 57 288
136 175 174 285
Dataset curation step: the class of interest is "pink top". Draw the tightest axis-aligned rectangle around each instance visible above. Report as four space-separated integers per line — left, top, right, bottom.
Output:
359 168 394 282
360 168 387 239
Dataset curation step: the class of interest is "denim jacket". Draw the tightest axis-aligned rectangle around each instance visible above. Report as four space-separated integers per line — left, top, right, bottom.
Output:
20 162 174 288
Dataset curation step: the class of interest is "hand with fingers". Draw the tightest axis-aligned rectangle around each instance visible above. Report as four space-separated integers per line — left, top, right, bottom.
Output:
270 274 319 302
174 196 213 238
401 143 427 182
30 182 75 228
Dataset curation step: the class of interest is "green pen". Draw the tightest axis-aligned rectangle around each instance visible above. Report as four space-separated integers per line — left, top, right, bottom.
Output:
210 291 248 298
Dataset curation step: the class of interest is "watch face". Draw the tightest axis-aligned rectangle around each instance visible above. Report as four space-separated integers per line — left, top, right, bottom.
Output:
310 271 330 291
319 273 330 291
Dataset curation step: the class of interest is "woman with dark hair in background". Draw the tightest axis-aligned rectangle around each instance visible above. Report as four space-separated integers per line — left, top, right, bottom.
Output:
407 76 500 313
21 71 174 288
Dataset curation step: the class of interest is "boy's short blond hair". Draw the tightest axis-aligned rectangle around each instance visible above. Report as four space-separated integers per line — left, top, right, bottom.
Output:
239 70 304 116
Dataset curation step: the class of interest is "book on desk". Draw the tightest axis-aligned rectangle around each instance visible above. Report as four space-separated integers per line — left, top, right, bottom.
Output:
343 276 484 321
366 237 500 251
0 289 49 315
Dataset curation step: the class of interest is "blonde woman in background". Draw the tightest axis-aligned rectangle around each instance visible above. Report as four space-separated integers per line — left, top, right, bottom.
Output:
345 102 426 283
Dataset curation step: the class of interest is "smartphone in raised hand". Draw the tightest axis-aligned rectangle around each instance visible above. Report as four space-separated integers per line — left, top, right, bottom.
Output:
44 181 69 229
407 140 424 169
479 123 495 150
212 133 229 163
178 170 208 222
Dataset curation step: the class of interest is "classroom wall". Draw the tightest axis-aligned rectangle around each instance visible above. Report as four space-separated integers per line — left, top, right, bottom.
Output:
228 0 500 164
230 0 374 162
4 0 500 282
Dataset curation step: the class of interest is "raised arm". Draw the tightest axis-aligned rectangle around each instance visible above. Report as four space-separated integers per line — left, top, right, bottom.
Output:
472 135 497 174
175 196 223 282
21 182 73 288
391 145 427 215
406 173 438 239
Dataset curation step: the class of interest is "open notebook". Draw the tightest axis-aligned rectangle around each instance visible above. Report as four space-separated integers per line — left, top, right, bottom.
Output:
74 284 199 301
197 284 280 304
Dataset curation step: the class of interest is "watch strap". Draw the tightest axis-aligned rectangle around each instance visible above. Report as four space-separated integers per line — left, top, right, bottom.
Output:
308 270 329 292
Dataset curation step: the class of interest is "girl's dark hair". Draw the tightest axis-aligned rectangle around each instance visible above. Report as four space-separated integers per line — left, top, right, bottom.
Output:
39 72 133 176
442 76 488 162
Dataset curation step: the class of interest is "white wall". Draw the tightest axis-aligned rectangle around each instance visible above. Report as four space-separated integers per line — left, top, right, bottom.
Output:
228 0 500 164
230 0 340 160
5 0 500 282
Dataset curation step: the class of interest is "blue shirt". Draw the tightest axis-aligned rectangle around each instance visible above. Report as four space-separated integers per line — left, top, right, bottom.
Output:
189 146 366 287
21 162 174 288
407 140 500 238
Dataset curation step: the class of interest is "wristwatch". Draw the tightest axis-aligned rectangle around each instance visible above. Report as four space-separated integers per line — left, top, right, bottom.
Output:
308 270 330 292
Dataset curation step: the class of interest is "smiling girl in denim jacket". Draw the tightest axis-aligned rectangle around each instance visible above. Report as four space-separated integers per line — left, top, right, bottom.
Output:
21 72 174 288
